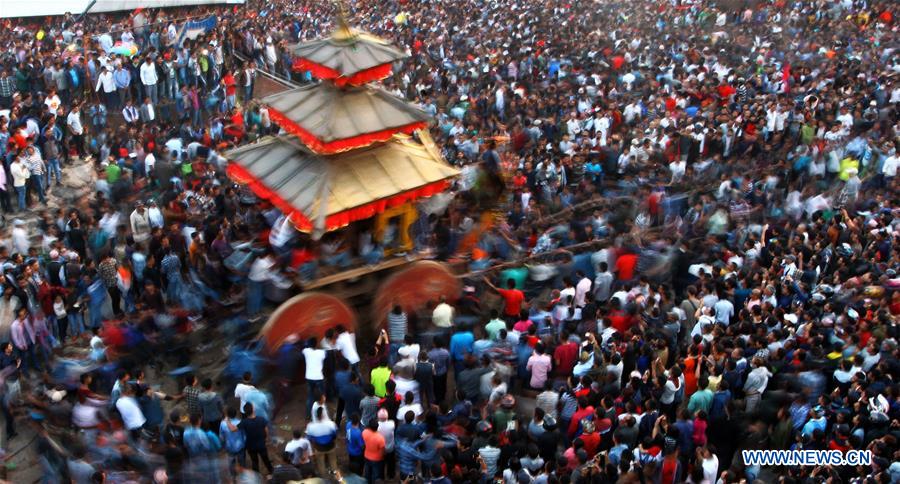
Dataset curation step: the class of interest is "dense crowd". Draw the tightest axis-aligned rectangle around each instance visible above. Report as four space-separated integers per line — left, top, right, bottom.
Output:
0 0 897 483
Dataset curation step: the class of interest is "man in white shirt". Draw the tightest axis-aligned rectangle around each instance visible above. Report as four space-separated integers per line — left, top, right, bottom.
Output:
335 326 361 373
302 338 326 421
139 57 158 105
574 271 592 307
398 337 421 364
139 97 156 124
247 250 275 319
234 373 257 412
836 107 853 131
285 429 313 469
44 89 62 115
95 65 117 108
115 384 146 439
67 105 86 158
881 151 898 184
145 151 156 176
122 100 140 125
593 262 614 303
432 296 454 328
130 201 152 244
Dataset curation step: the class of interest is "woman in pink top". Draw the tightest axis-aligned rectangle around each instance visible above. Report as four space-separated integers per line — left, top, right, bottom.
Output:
526 343 552 389
512 310 534 333
692 410 708 446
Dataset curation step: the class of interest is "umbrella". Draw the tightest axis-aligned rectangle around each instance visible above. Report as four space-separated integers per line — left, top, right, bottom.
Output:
110 43 139 57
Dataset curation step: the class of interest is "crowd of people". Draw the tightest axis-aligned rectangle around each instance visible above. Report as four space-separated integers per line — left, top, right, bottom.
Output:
0 0 896 482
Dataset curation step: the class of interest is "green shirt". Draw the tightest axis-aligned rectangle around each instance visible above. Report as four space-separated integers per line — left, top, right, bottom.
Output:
687 388 714 415
370 366 391 398
485 319 507 341
492 409 515 432
106 163 121 184
800 124 815 145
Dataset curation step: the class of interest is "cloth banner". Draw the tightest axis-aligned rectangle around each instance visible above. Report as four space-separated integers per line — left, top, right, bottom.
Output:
179 15 218 43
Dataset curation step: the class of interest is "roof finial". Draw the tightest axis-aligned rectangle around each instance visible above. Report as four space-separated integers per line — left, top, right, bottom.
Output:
332 0 356 41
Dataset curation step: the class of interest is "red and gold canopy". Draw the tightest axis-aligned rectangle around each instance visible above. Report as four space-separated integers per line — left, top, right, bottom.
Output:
261 83 430 155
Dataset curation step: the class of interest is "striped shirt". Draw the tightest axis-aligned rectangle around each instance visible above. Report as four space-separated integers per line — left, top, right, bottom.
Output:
478 446 502 477
536 390 560 420
387 311 407 342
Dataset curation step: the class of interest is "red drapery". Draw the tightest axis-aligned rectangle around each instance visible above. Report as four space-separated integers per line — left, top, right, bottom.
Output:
227 161 451 232
268 108 426 154
292 58 393 86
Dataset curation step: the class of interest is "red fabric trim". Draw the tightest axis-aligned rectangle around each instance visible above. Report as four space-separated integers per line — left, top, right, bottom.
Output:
226 162 314 231
226 161 451 232
292 58 393 86
268 107 426 154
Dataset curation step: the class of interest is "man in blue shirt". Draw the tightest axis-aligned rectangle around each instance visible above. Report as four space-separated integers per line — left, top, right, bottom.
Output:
449 325 474 378
396 436 439 479
114 65 131 105
218 407 246 474
344 414 365 475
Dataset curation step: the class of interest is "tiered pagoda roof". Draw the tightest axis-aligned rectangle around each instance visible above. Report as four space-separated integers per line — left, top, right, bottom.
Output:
290 26 408 86
227 13 457 235
226 133 457 232
260 84 430 154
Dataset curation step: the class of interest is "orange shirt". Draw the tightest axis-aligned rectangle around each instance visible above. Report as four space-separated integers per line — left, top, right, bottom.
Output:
362 428 385 461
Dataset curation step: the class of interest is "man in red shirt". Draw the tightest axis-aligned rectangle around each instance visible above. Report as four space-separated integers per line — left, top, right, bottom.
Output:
568 396 595 439
615 251 638 281
553 332 580 377
607 298 634 334
221 69 238 110
484 277 526 322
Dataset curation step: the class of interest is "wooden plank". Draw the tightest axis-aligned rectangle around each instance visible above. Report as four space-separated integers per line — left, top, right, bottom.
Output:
301 255 418 290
